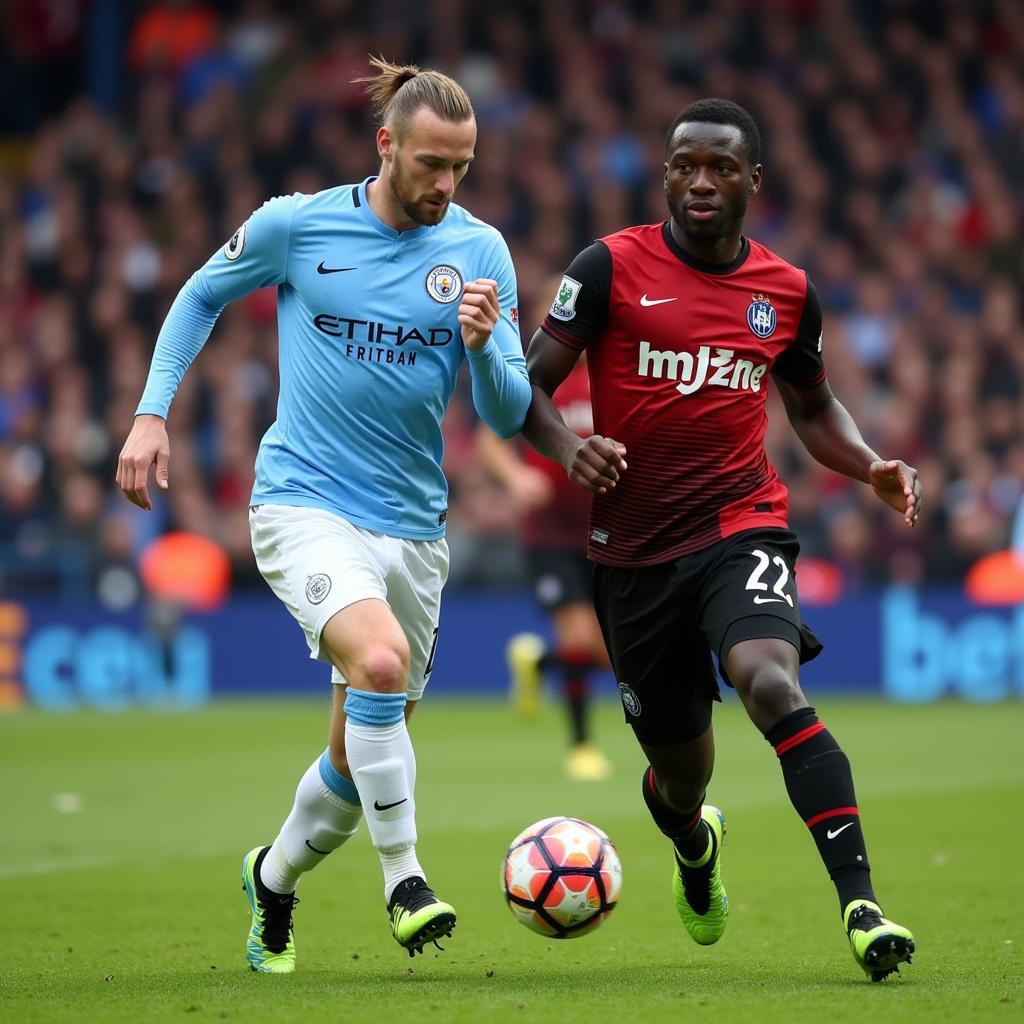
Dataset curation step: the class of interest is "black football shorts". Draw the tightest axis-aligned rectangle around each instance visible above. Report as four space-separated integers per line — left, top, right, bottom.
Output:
524 546 593 612
592 528 823 745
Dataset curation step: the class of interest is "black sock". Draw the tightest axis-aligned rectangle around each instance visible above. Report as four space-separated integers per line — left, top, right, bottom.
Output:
765 706 875 913
641 766 709 861
566 682 587 744
542 648 594 746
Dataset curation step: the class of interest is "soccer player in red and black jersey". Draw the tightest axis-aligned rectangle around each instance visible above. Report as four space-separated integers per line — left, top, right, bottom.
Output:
521 99 919 981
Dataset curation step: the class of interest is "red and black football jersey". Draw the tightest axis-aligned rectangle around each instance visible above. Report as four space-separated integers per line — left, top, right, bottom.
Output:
541 222 825 567
521 358 593 551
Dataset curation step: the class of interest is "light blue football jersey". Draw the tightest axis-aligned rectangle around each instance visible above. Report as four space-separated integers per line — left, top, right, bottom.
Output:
137 177 531 539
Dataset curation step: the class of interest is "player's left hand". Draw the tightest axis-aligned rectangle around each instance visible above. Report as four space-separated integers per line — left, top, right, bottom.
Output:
869 459 922 526
459 279 500 351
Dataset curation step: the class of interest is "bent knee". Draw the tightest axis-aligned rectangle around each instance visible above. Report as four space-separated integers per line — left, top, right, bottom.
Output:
354 646 408 693
733 662 794 699
733 662 804 725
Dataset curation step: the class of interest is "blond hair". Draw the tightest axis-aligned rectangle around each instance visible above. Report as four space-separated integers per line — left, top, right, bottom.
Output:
355 55 474 136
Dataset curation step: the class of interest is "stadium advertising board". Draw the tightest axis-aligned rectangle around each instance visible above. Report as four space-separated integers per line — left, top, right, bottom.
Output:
5 588 1023 710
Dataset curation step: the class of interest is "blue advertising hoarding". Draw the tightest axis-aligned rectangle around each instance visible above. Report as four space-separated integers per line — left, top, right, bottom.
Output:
6 587 1023 710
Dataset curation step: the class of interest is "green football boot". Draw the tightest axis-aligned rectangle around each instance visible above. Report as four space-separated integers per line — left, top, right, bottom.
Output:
844 900 915 981
387 876 456 957
672 805 728 945
241 847 298 973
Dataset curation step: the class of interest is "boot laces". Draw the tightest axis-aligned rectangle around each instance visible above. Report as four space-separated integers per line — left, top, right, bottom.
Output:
260 892 299 953
848 903 883 934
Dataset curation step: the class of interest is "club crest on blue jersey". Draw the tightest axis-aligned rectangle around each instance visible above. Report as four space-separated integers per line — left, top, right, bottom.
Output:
425 264 463 304
746 293 777 338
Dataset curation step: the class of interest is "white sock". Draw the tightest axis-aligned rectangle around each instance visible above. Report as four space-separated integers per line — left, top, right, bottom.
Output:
259 756 362 894
345 717 424 902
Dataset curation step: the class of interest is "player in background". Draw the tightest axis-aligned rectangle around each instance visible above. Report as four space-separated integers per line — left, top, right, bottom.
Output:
117 58 530 971
477 336 612 782
519 99 919 981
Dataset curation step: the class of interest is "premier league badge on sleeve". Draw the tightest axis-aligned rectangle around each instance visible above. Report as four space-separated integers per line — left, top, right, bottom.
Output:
549 275 582 321
746 293 777 338
224 223 246 261
426 265 463 303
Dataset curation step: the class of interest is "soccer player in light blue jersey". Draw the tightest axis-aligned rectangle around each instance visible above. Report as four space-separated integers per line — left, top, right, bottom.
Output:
117 57 531 972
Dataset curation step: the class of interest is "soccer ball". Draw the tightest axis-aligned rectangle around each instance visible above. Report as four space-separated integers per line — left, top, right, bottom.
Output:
502 816 622 939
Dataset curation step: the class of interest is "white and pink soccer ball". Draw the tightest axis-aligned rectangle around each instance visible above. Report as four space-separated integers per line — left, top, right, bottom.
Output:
502 816 622 939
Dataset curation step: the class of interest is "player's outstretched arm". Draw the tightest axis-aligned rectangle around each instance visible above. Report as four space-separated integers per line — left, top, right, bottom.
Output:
774 376 921 526
117 414 170 511
523 329 626 495
125 195 294 509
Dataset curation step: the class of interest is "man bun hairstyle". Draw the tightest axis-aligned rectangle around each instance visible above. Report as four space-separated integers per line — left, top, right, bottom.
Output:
666 98 761 166
356 55 474 137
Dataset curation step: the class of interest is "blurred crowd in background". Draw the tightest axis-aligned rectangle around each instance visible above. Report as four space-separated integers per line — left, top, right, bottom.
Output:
1 0 1023 606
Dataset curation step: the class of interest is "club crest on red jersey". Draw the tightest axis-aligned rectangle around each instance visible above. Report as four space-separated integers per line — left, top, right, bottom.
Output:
747 293 777 338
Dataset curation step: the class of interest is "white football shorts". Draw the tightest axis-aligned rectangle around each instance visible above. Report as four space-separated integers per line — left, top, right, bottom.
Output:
249 503 449 701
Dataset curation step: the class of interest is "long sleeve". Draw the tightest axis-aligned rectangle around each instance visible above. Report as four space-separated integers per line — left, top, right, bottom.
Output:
465 235 530 438
136 193 295 418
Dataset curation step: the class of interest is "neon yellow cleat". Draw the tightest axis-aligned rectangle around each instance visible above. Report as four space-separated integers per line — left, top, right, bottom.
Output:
672 805 728 946
388 876 456 957
507 632 545 720
844 900 915 981
565 742 613 782
241 847 298 973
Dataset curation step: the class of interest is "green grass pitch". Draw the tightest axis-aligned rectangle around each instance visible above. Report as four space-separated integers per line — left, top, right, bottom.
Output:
1 696 1021 1023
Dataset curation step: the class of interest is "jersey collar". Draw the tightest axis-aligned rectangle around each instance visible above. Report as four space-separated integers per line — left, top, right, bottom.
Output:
356 176 433 241
661 221 750 275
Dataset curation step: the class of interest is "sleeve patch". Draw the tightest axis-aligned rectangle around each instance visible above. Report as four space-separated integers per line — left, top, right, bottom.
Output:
549 275 582 321
224 222 246 261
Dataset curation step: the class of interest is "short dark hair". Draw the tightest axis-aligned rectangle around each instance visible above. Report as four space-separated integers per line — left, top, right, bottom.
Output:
665 98 761 165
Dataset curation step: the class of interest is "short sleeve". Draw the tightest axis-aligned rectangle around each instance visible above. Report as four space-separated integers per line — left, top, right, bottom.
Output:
771 275 826 388
540 241 612 350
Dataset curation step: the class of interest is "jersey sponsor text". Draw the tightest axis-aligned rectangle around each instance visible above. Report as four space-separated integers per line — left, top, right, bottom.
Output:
314 314 454 347
637 342 768 396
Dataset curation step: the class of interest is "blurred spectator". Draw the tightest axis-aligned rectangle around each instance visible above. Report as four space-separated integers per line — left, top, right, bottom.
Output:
1 0 1022 602
128 2 218 78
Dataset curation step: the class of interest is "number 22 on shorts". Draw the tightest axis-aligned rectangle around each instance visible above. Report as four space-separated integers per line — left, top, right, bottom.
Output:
744 549 794 607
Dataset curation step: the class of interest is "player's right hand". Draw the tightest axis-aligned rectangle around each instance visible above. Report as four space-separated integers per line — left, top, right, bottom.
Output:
116 414 170 511
564 435 627 494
